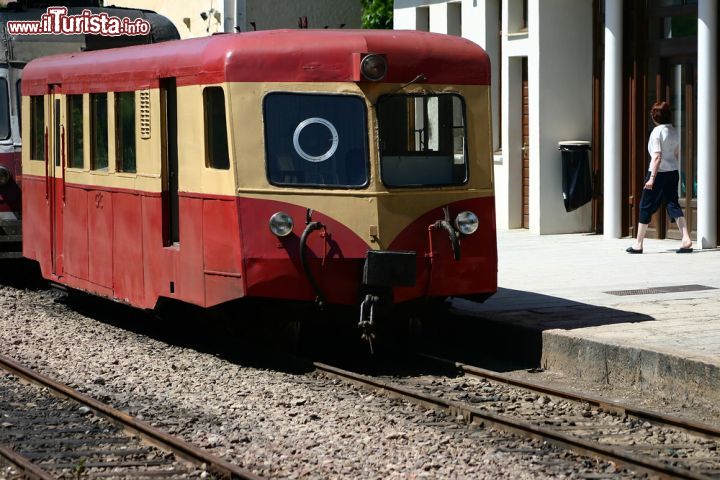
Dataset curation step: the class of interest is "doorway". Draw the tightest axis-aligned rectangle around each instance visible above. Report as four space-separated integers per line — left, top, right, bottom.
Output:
657 56 697 240
521 58 529 229
625 0 698 240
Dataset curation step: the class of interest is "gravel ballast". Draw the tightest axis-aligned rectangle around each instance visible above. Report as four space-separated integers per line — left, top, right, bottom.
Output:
0 284 646 478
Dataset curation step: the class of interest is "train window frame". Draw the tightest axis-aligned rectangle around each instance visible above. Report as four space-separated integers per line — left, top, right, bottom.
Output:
262 92 370 190
376 93 469 189
0 78 10 141
66 94 84 169
30 95 44 161
90 93 109 171
115 91 136 174
203 86 230 170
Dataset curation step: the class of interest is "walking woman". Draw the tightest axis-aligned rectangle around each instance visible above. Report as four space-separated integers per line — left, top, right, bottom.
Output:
626 101 693 254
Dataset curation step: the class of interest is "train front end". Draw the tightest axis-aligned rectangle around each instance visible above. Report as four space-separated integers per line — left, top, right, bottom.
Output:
232 31 497 323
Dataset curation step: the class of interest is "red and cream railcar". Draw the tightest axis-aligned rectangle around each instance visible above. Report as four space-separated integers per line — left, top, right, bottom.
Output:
21 30 496 317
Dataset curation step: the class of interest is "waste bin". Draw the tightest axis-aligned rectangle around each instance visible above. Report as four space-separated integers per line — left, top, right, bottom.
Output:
558 141 592 213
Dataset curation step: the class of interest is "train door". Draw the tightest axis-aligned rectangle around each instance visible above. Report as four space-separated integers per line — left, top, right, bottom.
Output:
47 84 64 277
161 78 179 246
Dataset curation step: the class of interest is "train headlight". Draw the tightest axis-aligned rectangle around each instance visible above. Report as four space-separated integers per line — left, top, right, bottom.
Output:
454 211 479 235
360 54 387 81
0 167 11 187
269 211 294 237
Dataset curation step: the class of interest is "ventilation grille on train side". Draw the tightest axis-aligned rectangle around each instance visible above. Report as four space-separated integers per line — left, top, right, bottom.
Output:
140 89 151 139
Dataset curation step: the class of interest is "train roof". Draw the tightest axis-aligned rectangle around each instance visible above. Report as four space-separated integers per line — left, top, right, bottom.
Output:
22 29 491 95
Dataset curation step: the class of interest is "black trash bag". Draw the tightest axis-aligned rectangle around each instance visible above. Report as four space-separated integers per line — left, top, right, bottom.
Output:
559 143 593 213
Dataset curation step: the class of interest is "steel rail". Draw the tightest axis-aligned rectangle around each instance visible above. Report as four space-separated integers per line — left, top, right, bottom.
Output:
313 361 713 480
0 444 56 480
418 352 720 440
0 354 263 480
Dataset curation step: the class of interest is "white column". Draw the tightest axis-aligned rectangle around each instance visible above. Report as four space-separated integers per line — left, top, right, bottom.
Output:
429 3 449 34
392 7 418 30
603 0 622 238
697 0 717 248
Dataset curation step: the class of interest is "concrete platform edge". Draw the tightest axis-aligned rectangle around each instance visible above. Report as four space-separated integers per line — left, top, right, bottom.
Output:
541 330 720 404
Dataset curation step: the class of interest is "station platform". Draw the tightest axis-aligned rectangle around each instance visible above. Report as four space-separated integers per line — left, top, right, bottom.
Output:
452 229 720 405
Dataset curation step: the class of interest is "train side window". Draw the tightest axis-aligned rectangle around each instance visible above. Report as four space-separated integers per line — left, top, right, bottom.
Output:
90 93 108 170
203 87 230 170
30 95 44 161
115 91 136 173
0 79 10 141
67 95 84 169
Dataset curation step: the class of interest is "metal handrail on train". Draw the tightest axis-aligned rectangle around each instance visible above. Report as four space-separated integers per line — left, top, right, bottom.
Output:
299 211 327 307
433 219 460 261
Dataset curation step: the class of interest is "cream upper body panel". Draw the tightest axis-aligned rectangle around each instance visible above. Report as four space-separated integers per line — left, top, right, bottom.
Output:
23 91 164 193
21 85 238 197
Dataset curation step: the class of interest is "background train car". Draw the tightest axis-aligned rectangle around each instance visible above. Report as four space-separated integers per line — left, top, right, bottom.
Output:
0 2 178 258
21 30 497 334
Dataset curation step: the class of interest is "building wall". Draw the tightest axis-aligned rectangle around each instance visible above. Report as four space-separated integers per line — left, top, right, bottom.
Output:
241 0 361 32
113 0 223 38
113 0 361 38
531 0 593 233
395 1 500 151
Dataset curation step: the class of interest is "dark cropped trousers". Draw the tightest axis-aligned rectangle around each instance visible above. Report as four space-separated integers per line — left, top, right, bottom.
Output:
638 170 684 224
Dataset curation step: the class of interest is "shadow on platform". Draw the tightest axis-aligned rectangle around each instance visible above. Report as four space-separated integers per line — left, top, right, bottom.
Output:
422 288 656 372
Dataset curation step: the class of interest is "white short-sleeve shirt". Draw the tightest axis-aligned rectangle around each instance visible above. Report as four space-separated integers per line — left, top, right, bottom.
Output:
647 124 679 172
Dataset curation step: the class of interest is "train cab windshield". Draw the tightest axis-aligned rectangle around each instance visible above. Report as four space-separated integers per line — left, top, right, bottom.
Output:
377 93 468 188
263 93 369 188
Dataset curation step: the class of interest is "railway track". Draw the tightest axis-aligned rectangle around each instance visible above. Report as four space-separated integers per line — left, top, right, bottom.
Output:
312 354 720 480
0 354 262 480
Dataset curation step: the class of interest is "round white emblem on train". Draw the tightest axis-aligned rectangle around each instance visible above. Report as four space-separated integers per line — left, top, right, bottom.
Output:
293 117 339 163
